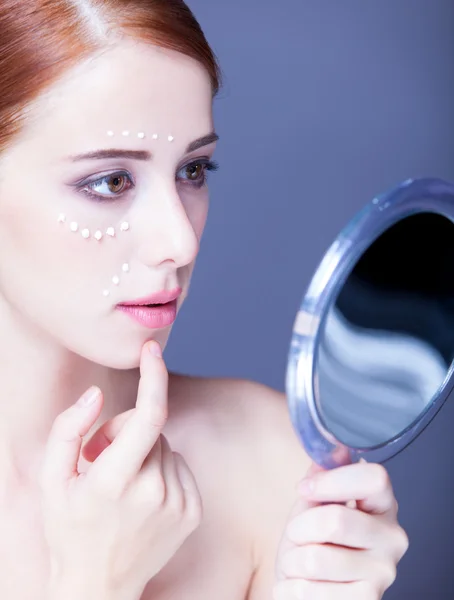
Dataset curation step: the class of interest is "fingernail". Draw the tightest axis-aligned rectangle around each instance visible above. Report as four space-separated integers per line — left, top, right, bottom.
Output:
148 341 162 358
297 477 314 496
77 386 99 407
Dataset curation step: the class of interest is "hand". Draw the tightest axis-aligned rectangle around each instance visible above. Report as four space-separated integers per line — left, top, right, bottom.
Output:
40 341 202 598
274 460 409 600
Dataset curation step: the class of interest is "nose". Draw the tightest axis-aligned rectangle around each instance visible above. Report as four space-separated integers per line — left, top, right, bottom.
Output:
135 182 200 269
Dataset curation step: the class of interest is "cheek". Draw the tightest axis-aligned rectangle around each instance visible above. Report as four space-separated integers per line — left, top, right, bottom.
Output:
0 215 70 323
0 201 124 310
0 218 85 302
0 198 61 276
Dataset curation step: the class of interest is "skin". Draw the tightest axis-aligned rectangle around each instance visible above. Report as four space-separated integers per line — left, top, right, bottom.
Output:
0 39 408 599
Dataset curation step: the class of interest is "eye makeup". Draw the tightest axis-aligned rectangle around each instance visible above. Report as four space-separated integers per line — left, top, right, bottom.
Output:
57 128 219 299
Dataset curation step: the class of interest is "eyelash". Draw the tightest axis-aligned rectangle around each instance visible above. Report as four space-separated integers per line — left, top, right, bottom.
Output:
78 159 219 202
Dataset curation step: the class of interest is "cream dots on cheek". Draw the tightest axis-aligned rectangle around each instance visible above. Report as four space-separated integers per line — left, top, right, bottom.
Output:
57 214 130 240
56 127 176 297
57 212 131 298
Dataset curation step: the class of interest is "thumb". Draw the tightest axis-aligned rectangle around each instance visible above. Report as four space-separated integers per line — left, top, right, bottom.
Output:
82 408 135 462
40 386 103 489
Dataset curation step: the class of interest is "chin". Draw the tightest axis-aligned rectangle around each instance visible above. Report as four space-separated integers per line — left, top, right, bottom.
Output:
71 327 173 370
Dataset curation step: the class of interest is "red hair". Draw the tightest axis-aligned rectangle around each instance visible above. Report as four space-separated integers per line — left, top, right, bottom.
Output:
0 0 221 151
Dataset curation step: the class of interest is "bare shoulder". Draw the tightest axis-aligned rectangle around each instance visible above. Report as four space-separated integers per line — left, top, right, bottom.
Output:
169 371 310 479
168 373 312 596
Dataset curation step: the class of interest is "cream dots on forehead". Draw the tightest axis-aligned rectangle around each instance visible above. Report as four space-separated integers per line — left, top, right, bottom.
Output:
106 130 175 142
56 128 178 297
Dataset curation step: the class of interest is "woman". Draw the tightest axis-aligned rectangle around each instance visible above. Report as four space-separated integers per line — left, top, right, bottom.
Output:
0 1 408 598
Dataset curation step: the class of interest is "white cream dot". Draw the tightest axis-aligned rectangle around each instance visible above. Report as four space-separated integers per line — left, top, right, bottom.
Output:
168 135 174 142
112 276 120 285
103 290 110 297
122 263 130 273
81 229 90 239
106 227 115 237
94 230 103 241
138 132 145 139
122 131 130 137
107 130 114 136
152 133 158 140
120 221 130 232
57 213 66 223
69 222 78 232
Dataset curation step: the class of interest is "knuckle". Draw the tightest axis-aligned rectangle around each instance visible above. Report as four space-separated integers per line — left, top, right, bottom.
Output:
382 560 397 589
133 473 167 508
395 526 410 557
164 487 185 517
150 473 167 506
184 493 203 529
167 492 185 517
392 497 399 514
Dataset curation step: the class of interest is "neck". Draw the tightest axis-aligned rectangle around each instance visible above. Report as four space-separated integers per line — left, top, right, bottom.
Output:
0 300 139 486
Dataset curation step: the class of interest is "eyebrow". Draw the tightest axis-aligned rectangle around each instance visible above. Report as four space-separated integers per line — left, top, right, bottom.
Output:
68 132 219 162
186 132 219 153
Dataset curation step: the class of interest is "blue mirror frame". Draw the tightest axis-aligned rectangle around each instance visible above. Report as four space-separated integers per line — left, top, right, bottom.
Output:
286 178 454 469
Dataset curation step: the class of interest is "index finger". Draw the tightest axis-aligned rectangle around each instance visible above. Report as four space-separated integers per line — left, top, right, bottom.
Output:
298 462 397 515
87 342 168 487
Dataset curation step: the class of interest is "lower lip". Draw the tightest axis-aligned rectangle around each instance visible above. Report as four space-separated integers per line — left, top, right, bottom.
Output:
117 300 177 329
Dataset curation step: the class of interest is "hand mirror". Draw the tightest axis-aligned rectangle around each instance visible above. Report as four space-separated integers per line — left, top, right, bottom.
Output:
286 178 454 469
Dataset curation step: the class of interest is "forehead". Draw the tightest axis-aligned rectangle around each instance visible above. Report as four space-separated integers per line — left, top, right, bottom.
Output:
12 40 214 159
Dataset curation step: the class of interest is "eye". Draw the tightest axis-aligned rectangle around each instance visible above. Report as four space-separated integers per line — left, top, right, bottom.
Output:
177 159 219 188
185 163 204 181
80 172 134 200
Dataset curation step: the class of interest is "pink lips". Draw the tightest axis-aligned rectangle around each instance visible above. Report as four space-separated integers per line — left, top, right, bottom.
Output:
116 287 182 329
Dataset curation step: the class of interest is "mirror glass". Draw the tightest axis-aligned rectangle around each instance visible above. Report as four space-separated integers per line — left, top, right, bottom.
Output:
314 212 454 448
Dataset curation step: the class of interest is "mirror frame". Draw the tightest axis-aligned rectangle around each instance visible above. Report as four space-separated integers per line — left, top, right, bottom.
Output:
286 177 454 469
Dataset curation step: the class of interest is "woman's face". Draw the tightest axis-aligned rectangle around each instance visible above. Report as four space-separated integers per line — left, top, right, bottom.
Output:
0 40 217 368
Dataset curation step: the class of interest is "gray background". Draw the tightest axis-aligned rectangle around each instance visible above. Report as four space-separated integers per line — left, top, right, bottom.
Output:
165 2 454 597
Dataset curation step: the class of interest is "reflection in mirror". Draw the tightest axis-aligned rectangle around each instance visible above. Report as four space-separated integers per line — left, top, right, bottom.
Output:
314 212 454 448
